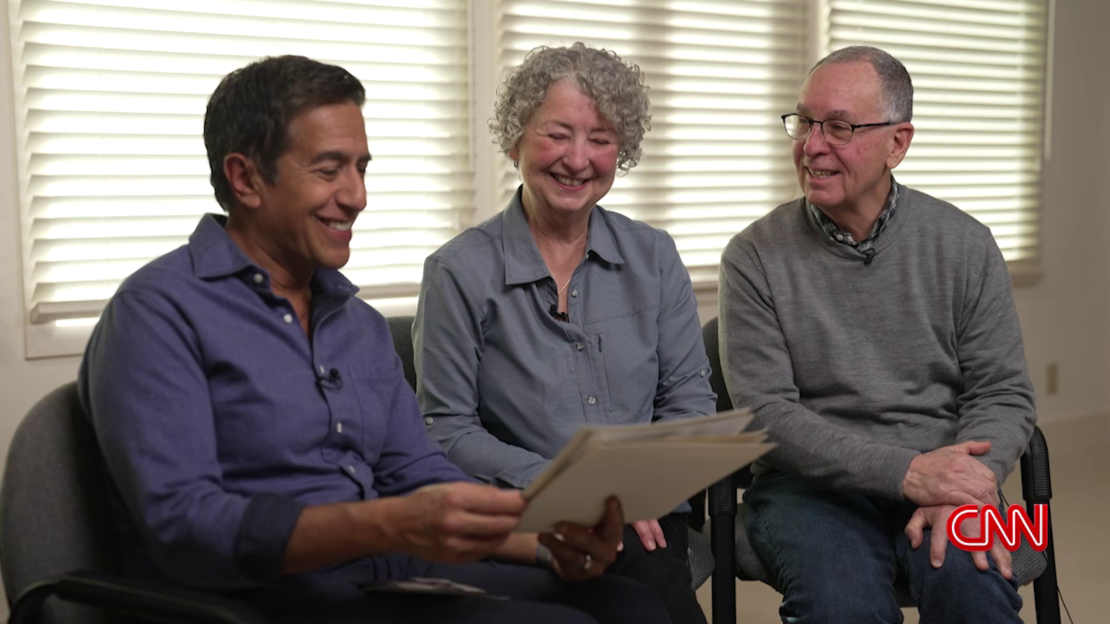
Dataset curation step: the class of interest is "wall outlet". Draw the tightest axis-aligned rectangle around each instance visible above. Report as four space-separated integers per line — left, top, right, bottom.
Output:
1045 362 1058 396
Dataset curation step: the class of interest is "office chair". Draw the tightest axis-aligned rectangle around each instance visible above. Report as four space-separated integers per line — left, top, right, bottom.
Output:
0 382 268 624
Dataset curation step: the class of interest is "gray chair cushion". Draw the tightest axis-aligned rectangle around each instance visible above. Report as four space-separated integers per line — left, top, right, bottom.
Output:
687 526 714 589
386 315 418 392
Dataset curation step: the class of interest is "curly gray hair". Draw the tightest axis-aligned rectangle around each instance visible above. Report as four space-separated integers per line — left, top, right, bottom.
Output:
490 42 651 173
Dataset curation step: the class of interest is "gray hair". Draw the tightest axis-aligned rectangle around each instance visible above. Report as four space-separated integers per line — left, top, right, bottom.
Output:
490 42 651 173
812 46 913 123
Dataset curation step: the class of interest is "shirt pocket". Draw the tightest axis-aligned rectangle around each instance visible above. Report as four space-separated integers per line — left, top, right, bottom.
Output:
587 309 659 424
347 360 398 464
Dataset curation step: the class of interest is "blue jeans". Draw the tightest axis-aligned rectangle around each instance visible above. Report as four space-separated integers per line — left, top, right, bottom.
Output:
744 471 1023 624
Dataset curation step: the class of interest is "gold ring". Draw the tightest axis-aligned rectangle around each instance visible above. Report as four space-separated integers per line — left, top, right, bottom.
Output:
582 553 593 571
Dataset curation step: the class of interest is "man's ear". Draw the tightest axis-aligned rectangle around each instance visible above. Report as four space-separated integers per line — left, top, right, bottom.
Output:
886 122 914 170
223 153 265 210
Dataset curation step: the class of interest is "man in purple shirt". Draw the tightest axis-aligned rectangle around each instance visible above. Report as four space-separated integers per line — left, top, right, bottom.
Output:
78 55 670 624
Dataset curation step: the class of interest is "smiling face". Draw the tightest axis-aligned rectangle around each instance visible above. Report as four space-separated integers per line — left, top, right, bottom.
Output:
793 61 912 216
247 102 371 276
510 80 619 220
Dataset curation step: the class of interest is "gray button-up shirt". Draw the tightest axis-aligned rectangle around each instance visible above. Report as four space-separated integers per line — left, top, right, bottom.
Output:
415 188 716 489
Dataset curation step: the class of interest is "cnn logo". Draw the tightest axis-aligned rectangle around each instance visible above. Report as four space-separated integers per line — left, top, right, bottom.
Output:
946 504 1048 552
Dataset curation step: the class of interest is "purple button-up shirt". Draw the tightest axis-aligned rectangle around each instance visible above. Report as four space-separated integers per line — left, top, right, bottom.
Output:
79 214 469 590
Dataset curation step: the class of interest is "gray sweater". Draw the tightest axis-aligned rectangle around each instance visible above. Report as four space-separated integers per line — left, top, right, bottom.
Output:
719 183 1036 500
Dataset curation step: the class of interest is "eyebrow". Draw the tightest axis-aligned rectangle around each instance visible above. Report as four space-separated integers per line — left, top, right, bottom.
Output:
540 120 615 134
796 105 854 120
308 151 372 166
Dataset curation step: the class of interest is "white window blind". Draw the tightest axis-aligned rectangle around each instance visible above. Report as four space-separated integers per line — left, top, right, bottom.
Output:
828 0 1049 280
8 0 471 357
495 0 808 287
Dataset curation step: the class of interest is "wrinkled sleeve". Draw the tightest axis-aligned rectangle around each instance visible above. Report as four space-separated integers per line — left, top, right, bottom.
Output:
953 234 1036 484
719 236 919 499
415 257 551 489
79 287 303 590
652 233 717 423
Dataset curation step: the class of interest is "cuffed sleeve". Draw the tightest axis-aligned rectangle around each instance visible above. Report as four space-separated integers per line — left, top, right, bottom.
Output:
415 257 551 489
235 493 305 583
651 233 717 424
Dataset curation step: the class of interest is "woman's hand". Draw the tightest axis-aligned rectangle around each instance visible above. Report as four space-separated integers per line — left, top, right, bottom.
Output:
539 496 625 582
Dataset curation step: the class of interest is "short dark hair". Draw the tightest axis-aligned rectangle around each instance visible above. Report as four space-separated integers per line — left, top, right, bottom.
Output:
203 55 366 211
812 46 913 123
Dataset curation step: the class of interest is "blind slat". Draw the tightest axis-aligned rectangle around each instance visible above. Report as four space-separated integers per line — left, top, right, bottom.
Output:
12 0 473 331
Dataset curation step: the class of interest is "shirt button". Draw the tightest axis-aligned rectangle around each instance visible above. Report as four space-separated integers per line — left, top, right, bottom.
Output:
283 313 293 324
337 422 343 433
701 369 708 377
319 365 326 375
587 396 597 406
425 417 434 425
835 234 845 241
571 288 579 298
575 342 585 351
253 273 263 284
348 465 356 474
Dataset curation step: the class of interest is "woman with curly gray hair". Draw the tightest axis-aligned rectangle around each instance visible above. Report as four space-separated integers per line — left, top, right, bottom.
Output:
416 42 714 624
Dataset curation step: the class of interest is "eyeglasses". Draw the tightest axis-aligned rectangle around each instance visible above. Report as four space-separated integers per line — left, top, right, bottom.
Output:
781 113 897 147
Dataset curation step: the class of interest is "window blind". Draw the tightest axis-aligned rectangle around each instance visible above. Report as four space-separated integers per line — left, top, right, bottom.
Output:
828 0 1049 279
495 0 809 287
8 0 472 356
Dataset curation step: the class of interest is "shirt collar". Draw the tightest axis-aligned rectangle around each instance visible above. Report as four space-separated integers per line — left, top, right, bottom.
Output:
808 176 900 249
188 213 358 299
501 186 625 286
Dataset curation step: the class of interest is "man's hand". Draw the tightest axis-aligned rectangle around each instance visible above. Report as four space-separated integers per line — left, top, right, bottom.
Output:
902 441 999 507
539 496 625 582
905 504 1013 580
383 482 526 563
628 519 667 552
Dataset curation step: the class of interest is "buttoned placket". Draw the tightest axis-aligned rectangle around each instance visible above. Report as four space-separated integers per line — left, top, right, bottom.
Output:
555 268 605 423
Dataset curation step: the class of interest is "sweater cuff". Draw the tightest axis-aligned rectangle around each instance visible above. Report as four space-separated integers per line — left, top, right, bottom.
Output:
886 447 922 501
234 493 306 583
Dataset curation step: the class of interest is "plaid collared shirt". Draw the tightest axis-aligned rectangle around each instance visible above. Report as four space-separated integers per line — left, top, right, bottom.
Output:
808 177 900 262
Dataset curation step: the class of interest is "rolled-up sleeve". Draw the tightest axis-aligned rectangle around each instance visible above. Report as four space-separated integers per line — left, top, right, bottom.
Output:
651 233 717 423
80 288 302 589
414 257 551 489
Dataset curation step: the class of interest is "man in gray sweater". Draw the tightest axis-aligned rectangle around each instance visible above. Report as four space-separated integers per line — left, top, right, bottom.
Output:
719 46 1034 623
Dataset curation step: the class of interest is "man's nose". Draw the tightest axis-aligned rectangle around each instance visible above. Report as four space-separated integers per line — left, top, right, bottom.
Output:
339 168 367 212
804 123 831 156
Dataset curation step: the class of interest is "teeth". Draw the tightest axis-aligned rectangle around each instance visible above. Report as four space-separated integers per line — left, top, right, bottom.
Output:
554 174 584 186
322 219 353 232
808 168 835 178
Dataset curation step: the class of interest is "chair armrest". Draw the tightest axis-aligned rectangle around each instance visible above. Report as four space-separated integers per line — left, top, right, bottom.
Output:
1018 424 1062 624
1020 425 1052 504
9 569 270 624
708 471 738 624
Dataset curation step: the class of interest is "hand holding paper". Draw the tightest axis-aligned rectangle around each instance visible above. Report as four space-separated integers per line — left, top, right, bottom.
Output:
517 409 772 533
